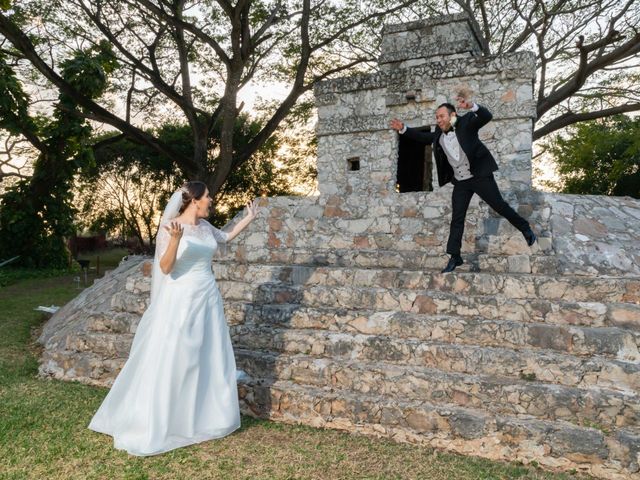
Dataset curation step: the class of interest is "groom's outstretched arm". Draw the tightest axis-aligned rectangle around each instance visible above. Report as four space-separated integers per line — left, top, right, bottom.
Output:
390 118 435 144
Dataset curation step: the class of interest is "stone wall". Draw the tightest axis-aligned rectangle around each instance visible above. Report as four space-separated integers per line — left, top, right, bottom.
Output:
378 14 484 68
218 193 556 274
545 193 640 276
219 189 640 279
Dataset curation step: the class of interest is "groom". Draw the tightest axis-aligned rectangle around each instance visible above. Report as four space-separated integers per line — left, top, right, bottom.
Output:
390 94 536 273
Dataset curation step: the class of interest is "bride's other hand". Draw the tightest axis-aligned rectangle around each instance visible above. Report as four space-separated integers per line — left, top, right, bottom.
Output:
245 199 259 221
224 199 260 242
164 221 184 240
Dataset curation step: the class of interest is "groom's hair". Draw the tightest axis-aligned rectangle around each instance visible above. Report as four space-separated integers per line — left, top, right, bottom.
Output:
437 103 456 114
179 181 208 214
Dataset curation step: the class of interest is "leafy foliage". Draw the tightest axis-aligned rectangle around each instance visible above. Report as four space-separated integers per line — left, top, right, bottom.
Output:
0 53 38 140
0 43 117 267
75 113 315 247
544 115 640 198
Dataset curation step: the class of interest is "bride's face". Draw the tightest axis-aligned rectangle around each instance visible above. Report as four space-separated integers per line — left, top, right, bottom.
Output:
194 188 213 217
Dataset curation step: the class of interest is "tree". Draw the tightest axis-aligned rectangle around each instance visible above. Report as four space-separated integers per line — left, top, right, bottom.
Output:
1 0 638 208
75 113 314 250
75 166 176 252
406 0 640 140
0 41 117 267
543 114 640 198
0 0 418 199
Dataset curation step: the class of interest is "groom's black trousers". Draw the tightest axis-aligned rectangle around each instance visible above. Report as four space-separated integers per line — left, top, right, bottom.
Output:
446 174 530 256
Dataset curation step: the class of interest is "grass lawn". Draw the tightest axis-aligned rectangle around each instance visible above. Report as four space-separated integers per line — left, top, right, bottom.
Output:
0 248 130 288
0 252 593 480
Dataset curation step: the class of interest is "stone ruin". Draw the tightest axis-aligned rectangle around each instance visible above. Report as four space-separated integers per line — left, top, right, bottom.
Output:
38 14 640 479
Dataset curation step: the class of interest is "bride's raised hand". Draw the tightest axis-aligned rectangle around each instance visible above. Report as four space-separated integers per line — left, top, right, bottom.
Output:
164 221 184 241
245 199 260 221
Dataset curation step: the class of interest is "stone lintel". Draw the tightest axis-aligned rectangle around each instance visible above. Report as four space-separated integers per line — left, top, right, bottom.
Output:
381 13 483 38
316 102 536 137
314 51 536 101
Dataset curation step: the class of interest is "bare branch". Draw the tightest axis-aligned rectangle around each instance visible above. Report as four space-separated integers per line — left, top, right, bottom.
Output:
0 12 199 174
533 102 640 139
311 0 418 53
131 0 231 66
538 29 640 118
230 0 313 173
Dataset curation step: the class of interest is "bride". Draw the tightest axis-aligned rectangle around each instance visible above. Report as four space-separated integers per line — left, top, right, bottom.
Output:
89 181 259 456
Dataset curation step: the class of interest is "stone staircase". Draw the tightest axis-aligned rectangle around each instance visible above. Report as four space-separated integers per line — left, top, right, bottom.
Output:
38 199 640 479
37 190 640 479
212 260 640 479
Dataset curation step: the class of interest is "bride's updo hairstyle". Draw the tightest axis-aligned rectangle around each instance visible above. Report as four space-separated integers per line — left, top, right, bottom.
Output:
178 181 208 214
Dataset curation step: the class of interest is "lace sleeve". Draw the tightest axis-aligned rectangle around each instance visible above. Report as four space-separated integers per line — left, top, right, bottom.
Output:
155 224 171 258
202 220 229 244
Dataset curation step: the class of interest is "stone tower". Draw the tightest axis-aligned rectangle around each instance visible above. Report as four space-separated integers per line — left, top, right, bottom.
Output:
315 14 535 200
39 14 640 479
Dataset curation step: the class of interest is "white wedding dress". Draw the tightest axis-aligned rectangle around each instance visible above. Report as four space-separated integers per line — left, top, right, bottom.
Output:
88 217 241 456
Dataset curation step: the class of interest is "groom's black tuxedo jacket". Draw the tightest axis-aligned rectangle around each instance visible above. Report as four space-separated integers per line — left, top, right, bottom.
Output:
401 105 499 187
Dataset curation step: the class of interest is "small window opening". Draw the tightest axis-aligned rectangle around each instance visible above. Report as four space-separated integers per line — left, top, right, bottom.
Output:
347 157 360 171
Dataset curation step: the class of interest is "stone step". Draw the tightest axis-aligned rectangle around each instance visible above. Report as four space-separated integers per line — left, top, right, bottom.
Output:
86 311 142 334
213 263 640 304
227 247 558 274
54 324 640 394
218 283 640 332
224 303 640 361
90 300 640 359
62 331 134 358
235 349 639 431
110 290 149 315
112 264 640 330
238 380 639 479
39 348 125 387
230 326 640 392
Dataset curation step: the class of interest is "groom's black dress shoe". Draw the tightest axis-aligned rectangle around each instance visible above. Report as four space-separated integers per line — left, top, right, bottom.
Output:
441 255 463 273
522 228 537 246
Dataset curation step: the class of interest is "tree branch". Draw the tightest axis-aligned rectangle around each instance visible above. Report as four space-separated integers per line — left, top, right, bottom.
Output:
0 12 200 174
230 0 313 171
311 0 418 53
132 0 231 66
91 133 127 153
537 29 640 118
170 0 201 130
533 102 640 139
79 3 192 114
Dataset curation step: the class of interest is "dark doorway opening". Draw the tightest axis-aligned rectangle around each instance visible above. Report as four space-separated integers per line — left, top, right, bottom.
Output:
396 126 433 192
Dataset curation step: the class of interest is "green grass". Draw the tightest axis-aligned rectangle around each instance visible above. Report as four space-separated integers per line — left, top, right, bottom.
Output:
0 266 75 288
0 263 594 480
0 248 129 288
75 247 130 273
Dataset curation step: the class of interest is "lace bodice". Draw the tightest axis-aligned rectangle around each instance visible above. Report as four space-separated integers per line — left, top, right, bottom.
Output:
156 219 228 275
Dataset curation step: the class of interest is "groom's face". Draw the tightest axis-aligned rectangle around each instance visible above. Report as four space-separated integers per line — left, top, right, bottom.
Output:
435 106 453 131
